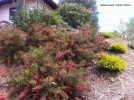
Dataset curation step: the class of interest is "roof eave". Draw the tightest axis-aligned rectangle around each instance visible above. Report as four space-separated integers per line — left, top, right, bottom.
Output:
0 0 58 9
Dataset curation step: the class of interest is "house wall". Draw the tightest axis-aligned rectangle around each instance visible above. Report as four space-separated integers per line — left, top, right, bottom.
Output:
0 0 53 22
0 3 16 22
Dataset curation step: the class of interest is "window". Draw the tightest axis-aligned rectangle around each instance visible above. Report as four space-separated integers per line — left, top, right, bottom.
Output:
9 7 17 20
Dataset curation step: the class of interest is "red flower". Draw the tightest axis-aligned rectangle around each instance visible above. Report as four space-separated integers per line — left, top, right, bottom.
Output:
55 51 65 60
33 74 39 80
75 84 88 90
76 84 83 90
21 55 26 59
41 37 46 41
40 98 46 100
32 86 42 92
64 43 68 48
44 48 49 53
65 85 70 89
53 74 58 79
18 89 28 99
0 94 5 100
55 39 62 43
61 72 66 75
40 67 47 73
58 66 63 69
39 28 45 32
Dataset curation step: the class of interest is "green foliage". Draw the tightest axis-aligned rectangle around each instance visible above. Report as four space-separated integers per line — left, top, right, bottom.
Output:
110 42 128 53
101 32 114 38
58 3 92 28
46 12 65 25
97 52 128 71
60 0 99 32
0 28 26 63
13 7 64 32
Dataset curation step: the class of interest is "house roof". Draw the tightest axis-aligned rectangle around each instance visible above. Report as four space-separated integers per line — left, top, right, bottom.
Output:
0 0 58 9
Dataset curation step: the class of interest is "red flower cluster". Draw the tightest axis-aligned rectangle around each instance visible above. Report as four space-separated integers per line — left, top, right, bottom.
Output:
11 22 109 100
0 94 5 100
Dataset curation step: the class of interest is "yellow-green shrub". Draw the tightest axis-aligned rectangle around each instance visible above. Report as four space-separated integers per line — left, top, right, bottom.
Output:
97 52 128 71
110 42 128 53
101 32 114 38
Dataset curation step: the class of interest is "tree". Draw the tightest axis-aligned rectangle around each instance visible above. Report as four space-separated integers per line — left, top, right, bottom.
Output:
58 3 92 28
118 18 134 40
59 0 99 33
125 17 134 39
118 20 126 38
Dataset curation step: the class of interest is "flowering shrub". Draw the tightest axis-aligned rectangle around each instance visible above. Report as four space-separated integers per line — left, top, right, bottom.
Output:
10 22 109 99
101 32 114 38
110 42 128 53
97 52 128 71
0 28 26 64
12 47 89 100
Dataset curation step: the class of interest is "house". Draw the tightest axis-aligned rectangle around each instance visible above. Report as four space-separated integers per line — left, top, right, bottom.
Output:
0 0 58 22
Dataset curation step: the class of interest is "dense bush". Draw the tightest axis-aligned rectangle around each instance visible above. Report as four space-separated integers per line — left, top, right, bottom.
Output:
0 28 26 64
13 7 64 32
101 32 114 38
11 47 88 100
58 3 92 28
10 22 109 99
110 42 128 53
97 52 128 71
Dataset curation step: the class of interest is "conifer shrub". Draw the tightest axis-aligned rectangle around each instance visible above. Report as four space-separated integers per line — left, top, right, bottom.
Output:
10 22 110 100
110 42 128 53
97 52 128 71
101 32 114 38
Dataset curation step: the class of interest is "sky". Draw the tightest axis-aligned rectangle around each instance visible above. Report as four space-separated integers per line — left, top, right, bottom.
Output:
54 0 59 4
54 0 134 32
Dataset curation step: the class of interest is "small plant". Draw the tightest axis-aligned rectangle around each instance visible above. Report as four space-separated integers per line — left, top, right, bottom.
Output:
128 41 134 49
110 42 128 53
101 32 114 38
97 52 128 71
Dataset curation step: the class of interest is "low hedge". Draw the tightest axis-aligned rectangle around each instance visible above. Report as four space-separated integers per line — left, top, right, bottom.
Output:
110 42 128 53
97 52 128 71
101 32 114 38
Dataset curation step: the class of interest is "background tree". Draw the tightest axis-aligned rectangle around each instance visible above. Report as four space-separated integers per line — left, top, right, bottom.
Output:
125 17 134 40
58 3 92 28
59 0 99 34
118 18 134 40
